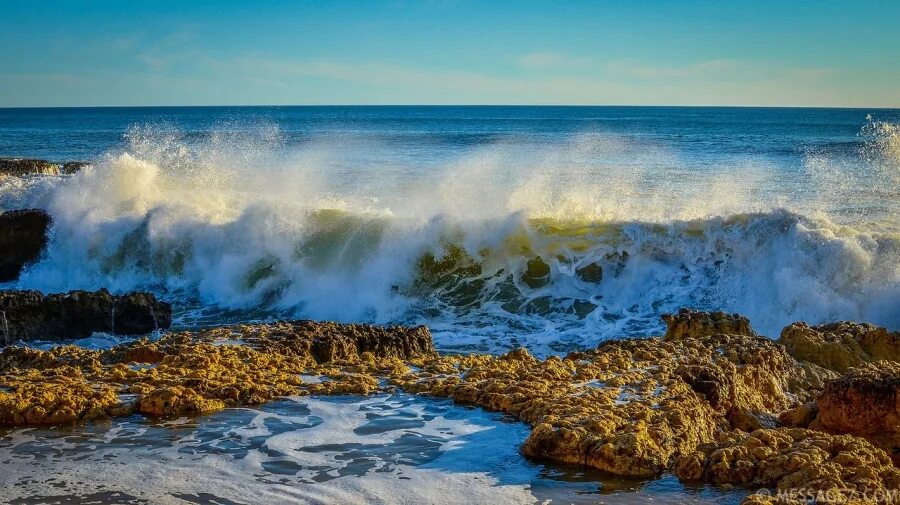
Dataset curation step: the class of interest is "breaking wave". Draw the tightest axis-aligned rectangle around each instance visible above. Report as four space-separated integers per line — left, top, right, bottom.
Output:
3 120 898 353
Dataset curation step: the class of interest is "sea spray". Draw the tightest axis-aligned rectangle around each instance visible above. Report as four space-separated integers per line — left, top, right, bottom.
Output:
3 120 898 353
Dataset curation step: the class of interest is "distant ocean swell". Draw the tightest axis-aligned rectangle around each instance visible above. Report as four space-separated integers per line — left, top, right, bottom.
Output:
2 121 898 353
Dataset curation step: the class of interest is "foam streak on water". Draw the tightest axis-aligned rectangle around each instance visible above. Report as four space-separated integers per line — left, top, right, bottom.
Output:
0 393 742 505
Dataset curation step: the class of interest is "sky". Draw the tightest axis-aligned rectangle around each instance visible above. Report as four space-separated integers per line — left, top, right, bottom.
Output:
1 0 898 107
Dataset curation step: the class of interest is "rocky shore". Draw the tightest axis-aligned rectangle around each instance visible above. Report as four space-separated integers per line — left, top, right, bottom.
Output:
0 308 897 503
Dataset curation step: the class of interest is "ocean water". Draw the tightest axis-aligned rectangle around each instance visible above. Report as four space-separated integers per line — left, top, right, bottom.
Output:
1 106 898 503
1 106 897 353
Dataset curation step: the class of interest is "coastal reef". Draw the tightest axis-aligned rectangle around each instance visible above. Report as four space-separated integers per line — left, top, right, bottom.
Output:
0 311 898 503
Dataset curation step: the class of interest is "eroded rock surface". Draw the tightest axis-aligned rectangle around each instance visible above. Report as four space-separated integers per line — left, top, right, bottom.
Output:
0 209 51 282
812 360 900 465
779 321 900 373
662 308 756 341
0 158 86 177
0 312 896 502
0 289 172 343
675 429 900 502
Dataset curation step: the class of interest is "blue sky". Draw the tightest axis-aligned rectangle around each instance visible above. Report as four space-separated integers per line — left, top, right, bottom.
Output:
1 0 898 107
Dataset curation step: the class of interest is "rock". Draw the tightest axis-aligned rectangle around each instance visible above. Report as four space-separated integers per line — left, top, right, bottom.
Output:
0 366 124 425
662 308 755 341
257 320 435 362
522 256 551 288
0 319 435 422
778 321 900 373
674 428 900 498
777 402 818 428
137 386 225 416
0 209 51 282
0 158 87 177
0 158 61 177
575 262 603 283
812 360 899 465
398 327 834 478
0 289 172 344
62 161 89 174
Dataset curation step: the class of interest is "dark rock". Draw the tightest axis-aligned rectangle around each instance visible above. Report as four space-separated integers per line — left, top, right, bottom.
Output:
522 256 551 289
61 162 89 174
0 289 172 344
0 209 51 282
575 262 603 283
662 308 755 341
256 320 435 363
0 158 88 177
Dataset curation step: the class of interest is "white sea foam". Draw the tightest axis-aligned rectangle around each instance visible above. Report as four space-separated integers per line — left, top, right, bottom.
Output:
2 121 898 353
0 393 742 504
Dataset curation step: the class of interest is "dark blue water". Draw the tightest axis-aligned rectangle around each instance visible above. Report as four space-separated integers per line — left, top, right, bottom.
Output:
1 105 895 163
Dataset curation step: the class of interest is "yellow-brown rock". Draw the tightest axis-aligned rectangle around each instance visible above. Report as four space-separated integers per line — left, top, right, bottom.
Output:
137 386 225 416
662 308 755 341
779 321 900 373
812 360 900 465
675 429 900 502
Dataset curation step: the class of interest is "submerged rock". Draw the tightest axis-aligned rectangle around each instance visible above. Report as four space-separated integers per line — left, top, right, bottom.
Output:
0 209 51 282
521 256 551 288
779 321 900 373
0 289 172 343
0 158 86 177
575 261 603 283
662 308 755 341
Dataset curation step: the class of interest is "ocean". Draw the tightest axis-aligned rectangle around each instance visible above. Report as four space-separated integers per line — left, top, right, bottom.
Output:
0 106 898 503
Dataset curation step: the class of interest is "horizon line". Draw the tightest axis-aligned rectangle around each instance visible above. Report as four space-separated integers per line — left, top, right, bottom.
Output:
1 104 897 110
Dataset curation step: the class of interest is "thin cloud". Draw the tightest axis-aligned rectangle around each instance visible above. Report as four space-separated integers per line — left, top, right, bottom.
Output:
609 59 740 79
516 51 590 70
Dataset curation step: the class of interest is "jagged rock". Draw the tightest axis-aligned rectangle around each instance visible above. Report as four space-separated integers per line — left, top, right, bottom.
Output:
674 429 900 500
0 289 172 344
812 360 899 465
0 158 86 177
255 320 435 362
575 262 603 283
0 209 51 282
778 402 818 428
522 256 551 288
398 326 834 478
778 321 900 373
662 308 756 341
0 320 435 423
136 386 225 416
